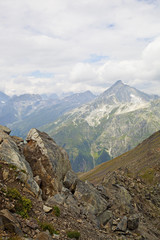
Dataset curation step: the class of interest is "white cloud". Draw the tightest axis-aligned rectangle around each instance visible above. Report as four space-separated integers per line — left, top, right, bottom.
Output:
0 0 160 95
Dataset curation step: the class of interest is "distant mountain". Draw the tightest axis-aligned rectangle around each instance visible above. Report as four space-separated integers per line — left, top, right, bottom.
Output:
100 80 158 104
41 93 59 101
0 91 10 103
0 94 45 126
40 81 160 172
6 91 96 137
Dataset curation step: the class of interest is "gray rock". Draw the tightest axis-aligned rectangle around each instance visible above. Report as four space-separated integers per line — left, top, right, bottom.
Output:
0 128 40 197
63 170 78 192
127 214 139 230
65 194 80 214
43 205 52 213
116 216 128 232
74 180 110 225
98 210 113 226
46 193 66 206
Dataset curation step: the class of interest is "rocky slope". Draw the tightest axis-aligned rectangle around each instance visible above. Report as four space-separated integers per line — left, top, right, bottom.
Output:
41 81 160 172
0 125 160 240
79 130 160 239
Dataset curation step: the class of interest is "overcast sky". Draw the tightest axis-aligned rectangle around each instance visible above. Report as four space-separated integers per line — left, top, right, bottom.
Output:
0 0 160 96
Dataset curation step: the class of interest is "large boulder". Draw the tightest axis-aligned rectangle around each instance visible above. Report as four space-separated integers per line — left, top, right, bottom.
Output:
127 214 139 230
74 180 111 226
23 128 71 199
0 127 40 197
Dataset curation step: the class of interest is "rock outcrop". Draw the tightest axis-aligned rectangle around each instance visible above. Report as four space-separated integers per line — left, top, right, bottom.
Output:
23 128 71 199
0 125 40 197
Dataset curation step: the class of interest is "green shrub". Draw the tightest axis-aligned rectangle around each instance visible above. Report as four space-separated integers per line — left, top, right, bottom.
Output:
0 164 2 169
7 188 32 218
39 222 59 235
1 187 6 193
7 188 21 200
9 164 17 170
67 231 80 239
8 236 22 240
53 205 60 217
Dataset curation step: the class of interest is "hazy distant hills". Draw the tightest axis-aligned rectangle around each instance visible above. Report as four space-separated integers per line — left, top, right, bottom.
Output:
40 81 160 172
0 91 95 137
0 91 10 103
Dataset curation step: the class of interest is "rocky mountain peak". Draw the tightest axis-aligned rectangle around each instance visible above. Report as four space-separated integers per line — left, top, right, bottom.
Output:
99 80 159 105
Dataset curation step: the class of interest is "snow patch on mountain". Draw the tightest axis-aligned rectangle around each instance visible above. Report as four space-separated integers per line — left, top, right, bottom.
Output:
130 94 144 104
85 105 115 127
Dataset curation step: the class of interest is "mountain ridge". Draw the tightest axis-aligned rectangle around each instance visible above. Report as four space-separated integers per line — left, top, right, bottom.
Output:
40 81 160 172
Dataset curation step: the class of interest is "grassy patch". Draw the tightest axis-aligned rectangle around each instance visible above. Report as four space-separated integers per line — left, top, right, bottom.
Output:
7 236 22 240
9 164 17 170
20 169 27 174
140 168 155 184
52 205 60 217
39 222 59 235
67 231 80 239
7 188 32 218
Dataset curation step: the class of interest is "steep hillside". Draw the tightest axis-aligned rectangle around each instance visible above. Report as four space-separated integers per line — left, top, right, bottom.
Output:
41 81 160 172
80 130 160 185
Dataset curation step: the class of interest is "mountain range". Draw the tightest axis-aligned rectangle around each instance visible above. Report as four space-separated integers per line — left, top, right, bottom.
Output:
40 80 160 172
0 91 95 137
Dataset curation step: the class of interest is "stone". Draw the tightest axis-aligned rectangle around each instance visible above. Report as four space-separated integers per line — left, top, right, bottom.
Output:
116 216 128 232
63 170 78 192
64 194 80 215
26 219 39 229
35 231 52 240
43 205 52 213
0 125 11 135
0 209 23 236
2 169 9 180
127 214 139 230
74 180 110 225
24 128 71 199
11 136 24 145
98 210 113 226
46 193 66 206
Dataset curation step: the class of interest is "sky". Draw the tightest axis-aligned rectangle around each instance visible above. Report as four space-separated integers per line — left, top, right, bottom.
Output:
0 0 160 96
